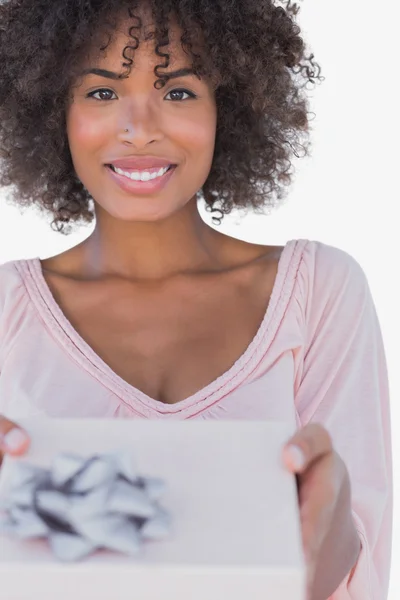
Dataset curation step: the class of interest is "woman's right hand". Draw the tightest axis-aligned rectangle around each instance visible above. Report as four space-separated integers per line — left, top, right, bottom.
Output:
0 416 30 466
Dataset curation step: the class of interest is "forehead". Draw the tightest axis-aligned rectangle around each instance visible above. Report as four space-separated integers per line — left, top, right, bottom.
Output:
88 10 194 72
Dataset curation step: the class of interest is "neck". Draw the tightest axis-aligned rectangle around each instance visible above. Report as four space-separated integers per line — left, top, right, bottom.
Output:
80 197 223 281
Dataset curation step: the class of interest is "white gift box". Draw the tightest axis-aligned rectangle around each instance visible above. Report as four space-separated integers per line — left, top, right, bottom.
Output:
0 418 306 600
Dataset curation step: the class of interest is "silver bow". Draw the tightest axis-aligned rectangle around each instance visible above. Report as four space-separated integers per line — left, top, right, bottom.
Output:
0 452 171 562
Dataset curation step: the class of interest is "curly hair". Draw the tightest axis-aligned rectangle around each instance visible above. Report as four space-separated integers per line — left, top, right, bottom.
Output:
0 0 324 234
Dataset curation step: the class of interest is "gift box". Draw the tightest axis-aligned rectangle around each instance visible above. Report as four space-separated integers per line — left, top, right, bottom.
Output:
0 418 306 600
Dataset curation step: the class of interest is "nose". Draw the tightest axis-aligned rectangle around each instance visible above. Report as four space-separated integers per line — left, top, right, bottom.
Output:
117 103 164 147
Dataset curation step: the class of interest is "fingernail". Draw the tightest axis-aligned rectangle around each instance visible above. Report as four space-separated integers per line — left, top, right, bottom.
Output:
287 445 306 470
1 429 29 452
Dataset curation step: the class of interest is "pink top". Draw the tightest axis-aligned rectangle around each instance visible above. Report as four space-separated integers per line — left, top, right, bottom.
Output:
0 238 392 599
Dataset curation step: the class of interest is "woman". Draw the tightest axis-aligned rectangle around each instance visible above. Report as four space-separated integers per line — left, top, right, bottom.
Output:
0 0 392 599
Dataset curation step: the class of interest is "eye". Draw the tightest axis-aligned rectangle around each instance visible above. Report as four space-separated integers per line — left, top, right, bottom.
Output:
165 88 197 102
86 88 117 101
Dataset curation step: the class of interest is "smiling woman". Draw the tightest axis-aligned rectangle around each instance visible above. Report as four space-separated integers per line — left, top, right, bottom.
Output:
0 2 393 600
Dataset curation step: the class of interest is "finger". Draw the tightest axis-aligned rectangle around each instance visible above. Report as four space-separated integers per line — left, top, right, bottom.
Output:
0 416 30 459
282 423 333 473
300 453 338 536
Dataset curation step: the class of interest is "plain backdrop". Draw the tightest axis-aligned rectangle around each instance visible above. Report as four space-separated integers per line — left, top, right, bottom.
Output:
0 0 398 596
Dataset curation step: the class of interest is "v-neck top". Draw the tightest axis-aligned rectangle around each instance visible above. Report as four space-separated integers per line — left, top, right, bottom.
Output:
0 238 393 600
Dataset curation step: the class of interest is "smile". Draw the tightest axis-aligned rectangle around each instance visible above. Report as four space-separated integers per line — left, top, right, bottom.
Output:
105 164 177 196
109 164 173 182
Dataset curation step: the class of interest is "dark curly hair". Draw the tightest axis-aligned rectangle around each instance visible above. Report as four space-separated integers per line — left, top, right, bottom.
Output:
0 0 324 234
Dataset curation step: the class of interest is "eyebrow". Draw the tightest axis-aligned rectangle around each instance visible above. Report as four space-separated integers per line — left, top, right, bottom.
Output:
79 67 201 81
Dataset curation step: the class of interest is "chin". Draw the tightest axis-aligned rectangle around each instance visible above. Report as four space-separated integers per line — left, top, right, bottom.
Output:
97 199 184 223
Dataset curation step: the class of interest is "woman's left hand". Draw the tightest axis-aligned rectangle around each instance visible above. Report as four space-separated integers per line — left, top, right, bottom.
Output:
282 423 361 600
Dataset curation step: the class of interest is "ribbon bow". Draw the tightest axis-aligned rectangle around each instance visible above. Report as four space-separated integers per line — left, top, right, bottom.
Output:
0 452 171 562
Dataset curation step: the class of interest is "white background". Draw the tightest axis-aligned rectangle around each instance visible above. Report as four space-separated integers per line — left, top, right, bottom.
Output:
0 0 398 596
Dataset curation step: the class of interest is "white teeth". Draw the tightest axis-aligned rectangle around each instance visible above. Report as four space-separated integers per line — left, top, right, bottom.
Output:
113 165 170 182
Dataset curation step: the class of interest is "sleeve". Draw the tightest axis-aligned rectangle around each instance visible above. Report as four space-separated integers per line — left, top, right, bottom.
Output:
293 242 393 600
0 261 29 371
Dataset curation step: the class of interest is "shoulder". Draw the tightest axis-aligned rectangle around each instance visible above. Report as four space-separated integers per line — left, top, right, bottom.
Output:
214 236 369 309
293 240 373 330
0 258 30 341
227 236 365 276
0 258 26 300
299 239 369 290
233 237 367 290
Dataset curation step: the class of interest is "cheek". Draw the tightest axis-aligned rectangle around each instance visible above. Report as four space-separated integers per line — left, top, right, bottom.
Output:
67 108 109 154
167 109 216 155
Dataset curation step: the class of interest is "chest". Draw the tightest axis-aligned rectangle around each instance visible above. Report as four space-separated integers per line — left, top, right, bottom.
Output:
42 261 280 405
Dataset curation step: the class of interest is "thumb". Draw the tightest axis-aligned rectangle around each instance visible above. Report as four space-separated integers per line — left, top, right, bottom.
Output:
0 417 30 459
